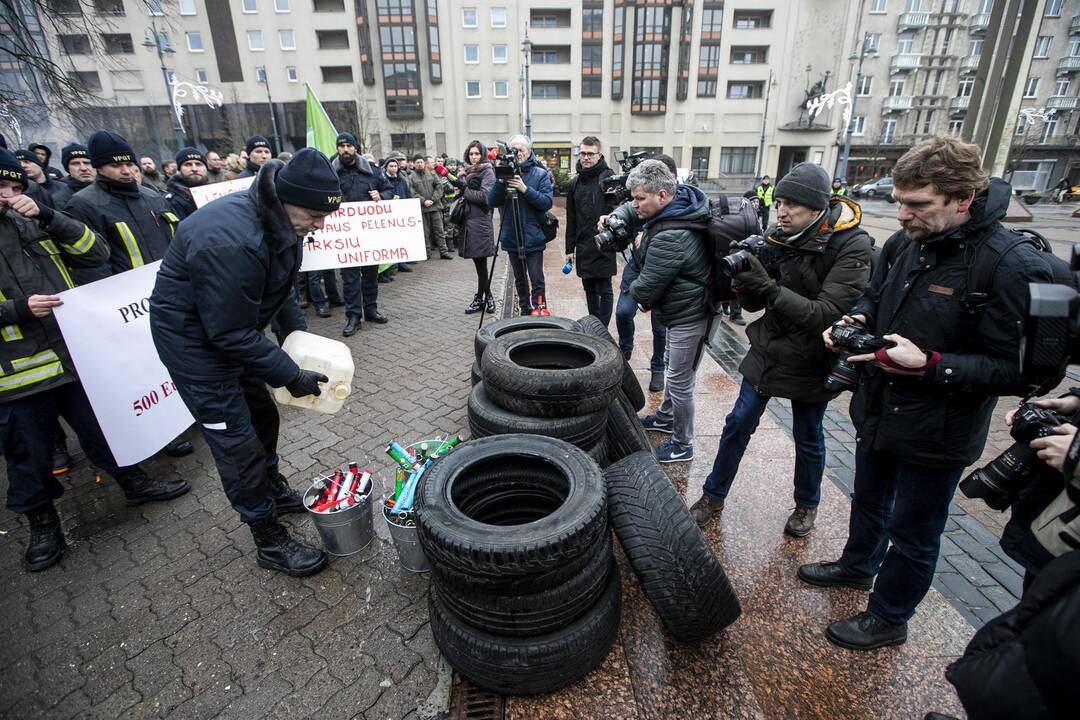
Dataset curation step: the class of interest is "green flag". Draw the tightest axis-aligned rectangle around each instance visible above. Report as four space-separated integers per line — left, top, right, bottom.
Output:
305 83 338 156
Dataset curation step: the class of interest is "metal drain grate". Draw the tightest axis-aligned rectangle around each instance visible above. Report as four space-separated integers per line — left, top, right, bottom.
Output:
453 678 505 720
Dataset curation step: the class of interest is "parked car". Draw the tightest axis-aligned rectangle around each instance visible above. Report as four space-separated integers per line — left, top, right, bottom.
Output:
853 177 893 198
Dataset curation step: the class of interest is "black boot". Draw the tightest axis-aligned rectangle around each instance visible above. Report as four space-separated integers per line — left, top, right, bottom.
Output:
268 472 305 515
484 294 496 314
314 304 331 319
52 438 73 476
162 437 194 457
249 517 327 577
25 504 63 571
116 466 191 506
465 293 484 314
342 314 362 337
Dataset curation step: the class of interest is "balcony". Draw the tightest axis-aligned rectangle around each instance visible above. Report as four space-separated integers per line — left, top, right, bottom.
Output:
1059 56 1080 74
959 55 980 73
969 13 990 31
890 53 921 72
882 96 913 112
949 96 970 114
1071 15 1080 34
898 11 931 29
1047 95 1080 111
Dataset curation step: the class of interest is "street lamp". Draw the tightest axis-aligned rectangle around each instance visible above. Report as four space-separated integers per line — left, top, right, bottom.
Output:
256 66 284 155
521 29 532 138
142 22 186 149
755 69 777 179
836 33 877 182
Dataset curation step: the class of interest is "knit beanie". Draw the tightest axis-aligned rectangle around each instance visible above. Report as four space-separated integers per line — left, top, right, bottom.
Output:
88 131 136 168
0 148 28 189
14 149 42 168
774 162 832 211
275 148 342 213
62 143 90 171
335 132 358 148
175 146 207 167
246 135 271 154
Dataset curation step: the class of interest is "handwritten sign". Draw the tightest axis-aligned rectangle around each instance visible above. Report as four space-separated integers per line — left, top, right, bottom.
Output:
299 198 427 271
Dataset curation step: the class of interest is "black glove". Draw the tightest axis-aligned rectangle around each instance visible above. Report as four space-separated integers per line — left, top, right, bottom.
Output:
466 176 483 190
286 369 328 398
733 254 779 302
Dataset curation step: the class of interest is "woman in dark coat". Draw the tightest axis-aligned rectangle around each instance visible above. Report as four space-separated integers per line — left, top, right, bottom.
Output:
451 140 496 314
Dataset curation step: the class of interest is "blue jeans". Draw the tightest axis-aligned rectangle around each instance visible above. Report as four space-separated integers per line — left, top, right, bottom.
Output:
702 379 827 508
615 262 666 373
652 317 708 446
839 447 963 625
308 270 342 307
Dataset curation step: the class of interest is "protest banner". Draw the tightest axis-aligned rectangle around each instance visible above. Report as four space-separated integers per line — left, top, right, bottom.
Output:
190 176 254 208
52 262 194 466
299 197 426 271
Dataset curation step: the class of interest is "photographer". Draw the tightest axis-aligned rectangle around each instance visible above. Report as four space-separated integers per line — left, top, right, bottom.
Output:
487 135 554 315
565 136 615 326
798 136 1056 651
689 163 873 537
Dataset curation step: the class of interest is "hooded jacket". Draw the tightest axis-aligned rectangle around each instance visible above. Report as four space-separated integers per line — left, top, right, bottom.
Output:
333 154 389 204
29 144 63 181
456 157 496 259
164 174 197 220
150 160 304 387
565 158 616 279
738 195 873 402
613 184 712 328
849 178 1055 468
487 152 554 254
65 175 180 285
0 204 106 401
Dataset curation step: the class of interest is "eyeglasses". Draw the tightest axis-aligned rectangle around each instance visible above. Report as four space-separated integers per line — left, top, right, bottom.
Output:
578 151 599 157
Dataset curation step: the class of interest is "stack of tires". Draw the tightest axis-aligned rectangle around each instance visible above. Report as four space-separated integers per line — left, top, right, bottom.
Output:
468 315 653 467
417 434 620 695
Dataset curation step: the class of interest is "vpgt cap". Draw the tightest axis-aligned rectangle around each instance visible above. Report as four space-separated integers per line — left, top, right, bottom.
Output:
175 146 207 167
275 147 342 213
88 131 136 168
14 149 42 168
0 148 28 189
61 143 89 171
246 135 271 154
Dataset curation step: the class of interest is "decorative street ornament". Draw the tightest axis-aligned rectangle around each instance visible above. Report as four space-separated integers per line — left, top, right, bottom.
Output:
0 104 22 146
805 82 854 131
169 77 224 131
1018 106 1057 123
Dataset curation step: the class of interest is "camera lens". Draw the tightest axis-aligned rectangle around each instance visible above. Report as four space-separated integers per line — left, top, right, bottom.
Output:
722 250 752 277
824 356 860 393
959 442 1039 511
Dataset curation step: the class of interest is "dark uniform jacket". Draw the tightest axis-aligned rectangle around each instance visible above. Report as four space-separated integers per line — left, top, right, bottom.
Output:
23 179 53 210
149 160 303 388
739 196 873 403
383 172 411 200
65 176 180 284
0 205 107 402
487 153 554 254
333 155 389 204
409 169 446 214
565 159 616 279
235 160 262 179
164 175 197 220
849 178 1055 468
47 176 91 211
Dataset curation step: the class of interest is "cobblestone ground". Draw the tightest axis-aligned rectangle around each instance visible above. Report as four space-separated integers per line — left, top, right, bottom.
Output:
0 249 508 719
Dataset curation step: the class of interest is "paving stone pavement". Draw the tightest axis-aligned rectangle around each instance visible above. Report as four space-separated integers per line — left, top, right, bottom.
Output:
0 250 508 719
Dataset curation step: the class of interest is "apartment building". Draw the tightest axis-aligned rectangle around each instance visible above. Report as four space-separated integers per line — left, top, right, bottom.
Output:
4 0 1075 190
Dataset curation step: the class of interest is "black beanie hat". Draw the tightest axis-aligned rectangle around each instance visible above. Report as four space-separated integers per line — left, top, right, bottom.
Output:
410 153 424 161
275 148 342 213
246 135 271 154
14 149 42 168
335 132 358 148
88 131 136 168
175 146 207 167
62 143 90 170
0 148 28 189
774 162 832 211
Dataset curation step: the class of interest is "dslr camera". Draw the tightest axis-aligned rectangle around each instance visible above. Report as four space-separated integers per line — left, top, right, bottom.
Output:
601 150 651 207
722 235 778 277
960 402 1069 511
488 140 521 181
594 215 633 253
823 321 897 393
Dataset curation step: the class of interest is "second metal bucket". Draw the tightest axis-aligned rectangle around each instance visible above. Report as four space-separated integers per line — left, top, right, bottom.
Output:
305 486 374 557
383 504 431 573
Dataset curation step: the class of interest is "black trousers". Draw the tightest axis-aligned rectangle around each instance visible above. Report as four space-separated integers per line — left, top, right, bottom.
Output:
341 265 380 319
581 277 614 326
507 250 546 310
1 382 123 513
173 374 280 523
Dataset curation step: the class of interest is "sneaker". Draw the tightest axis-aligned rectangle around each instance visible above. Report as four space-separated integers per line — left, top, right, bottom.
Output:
784 507 817 537
689 496 724 527
640 414 674 433
656 439 694 463
730 314 747 327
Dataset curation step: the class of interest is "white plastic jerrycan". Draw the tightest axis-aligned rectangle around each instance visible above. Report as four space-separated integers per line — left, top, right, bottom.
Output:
274 331 354 414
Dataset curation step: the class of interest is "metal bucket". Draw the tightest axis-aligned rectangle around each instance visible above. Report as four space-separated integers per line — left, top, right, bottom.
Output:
383 502 431 573
304 485 374 557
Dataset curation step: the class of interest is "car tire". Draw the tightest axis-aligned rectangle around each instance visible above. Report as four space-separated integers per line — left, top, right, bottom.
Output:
474 316 582 366
605 390 653 465
467 382 608 449
576 314 646 412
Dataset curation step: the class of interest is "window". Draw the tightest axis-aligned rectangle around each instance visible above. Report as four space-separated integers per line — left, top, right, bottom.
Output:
697 44 720 97
718 147 755 174
978 0 993 12
697 79 717 97
275 0 290 12
631 5 671 113
462 7 477 27
869 0 887 12
1033 36 1052 58
968 38 983 57
242 0 257 12
427 0 442 84
889 78 906 96
321 65 353 83
691 147 710 177
533 49 563 63
102 33 134 55
59 34 91 55
313 0 346 10
91 0 124 13
531 14 558 28
147 0 164 15
727 81 763 99
464 44 479 63
1070 39 1080 58
583 7 603 35
582 42 602 97
921 110 934 134
958 77 974 97
493 79 508 97
882 118 897 143
490 7 506 27
949 119 963 135
582 77 602 97
67 71 102 92
849 115 866 136
316 30 349 49
1043 119 1058 141
255 65 267 83
532 81 570 99
897 31 915 55
905 0 921 10
733 10 771 28
286 66 298 81
156 31 172 51
278 30 295 50
248 31 264 51
1015 115 1028 135
179 0 197 15
1055 79 1071 96
492 44 507 63
701 6 723 36
857 75 872 96
465 80 481 98
865 33 881 53
1023 77 1040 98
186 32 204 52
195 68 208 83
1045 0 1064 16
730 46 767 64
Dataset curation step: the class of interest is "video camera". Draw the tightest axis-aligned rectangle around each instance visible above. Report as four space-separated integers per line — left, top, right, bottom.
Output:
823 321 897 393
487 140 521 181
601 150 651 207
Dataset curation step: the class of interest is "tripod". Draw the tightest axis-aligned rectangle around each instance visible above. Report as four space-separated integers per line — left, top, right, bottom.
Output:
478 182 527 326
